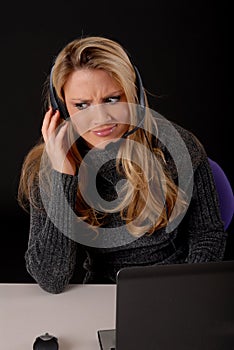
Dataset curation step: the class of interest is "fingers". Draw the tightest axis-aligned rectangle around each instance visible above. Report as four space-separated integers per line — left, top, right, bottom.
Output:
41 107 61 143
42 107 69 156
41 109 74 174
55 122 69 146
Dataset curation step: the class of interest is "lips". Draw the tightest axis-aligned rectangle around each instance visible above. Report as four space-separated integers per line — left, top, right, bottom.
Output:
92 124 117 137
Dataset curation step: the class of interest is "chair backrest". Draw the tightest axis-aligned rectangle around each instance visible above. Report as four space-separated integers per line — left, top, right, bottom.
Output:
208 158 234 231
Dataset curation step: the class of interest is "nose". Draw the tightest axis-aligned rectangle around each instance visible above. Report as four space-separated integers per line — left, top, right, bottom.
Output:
92 104 113 125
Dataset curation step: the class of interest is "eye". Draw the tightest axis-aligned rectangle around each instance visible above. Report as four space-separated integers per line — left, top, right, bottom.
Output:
104 95 121 104
75 102 89 110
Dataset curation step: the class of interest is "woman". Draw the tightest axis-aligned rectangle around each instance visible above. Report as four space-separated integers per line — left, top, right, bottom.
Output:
18 36 227 294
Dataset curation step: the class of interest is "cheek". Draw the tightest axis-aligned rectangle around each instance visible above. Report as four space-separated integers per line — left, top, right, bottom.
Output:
70 110 94 136
116 106 130 124
105 102 130 124
74 120 89 136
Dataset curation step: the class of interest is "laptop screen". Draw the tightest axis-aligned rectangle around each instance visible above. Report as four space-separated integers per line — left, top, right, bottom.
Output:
113 261 234 350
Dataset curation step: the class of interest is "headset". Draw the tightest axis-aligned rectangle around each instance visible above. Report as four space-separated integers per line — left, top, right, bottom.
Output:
49 55 146 138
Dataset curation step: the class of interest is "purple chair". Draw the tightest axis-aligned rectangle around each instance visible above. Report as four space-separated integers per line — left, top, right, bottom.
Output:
208 158 234 231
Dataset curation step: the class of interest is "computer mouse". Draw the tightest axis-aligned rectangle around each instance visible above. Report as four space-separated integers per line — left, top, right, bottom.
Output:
33 332 59 350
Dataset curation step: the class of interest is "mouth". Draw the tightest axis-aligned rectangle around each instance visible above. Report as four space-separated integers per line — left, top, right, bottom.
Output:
92 124 117 137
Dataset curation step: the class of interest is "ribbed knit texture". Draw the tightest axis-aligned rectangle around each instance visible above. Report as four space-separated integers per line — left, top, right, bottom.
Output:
25 123 227 293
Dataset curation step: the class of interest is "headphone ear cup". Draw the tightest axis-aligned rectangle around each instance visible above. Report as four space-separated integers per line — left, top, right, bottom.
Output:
52 88 70 120
122 47 145 108
49 65 70 120
133 65 146 108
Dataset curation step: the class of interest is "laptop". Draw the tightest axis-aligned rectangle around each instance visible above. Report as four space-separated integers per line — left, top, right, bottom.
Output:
97 260 234 350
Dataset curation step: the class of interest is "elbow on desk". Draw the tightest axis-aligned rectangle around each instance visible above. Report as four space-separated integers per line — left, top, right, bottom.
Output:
30 272 69 294
25 262 70 294
37 280 68 294
25 250 74 294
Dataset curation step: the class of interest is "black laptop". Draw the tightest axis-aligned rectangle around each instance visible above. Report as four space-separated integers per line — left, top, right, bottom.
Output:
97 260 234 350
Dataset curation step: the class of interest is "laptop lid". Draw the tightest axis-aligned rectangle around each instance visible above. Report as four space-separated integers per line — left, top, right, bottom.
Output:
114 261 234 350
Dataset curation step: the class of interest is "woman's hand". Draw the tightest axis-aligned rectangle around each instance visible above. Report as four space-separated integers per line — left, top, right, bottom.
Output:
41 107 76 175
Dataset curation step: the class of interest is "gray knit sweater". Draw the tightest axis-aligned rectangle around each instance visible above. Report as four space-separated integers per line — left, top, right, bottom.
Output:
25 122 227 293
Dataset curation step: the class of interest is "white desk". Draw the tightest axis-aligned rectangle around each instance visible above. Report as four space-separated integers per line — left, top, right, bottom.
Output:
0 284 116 350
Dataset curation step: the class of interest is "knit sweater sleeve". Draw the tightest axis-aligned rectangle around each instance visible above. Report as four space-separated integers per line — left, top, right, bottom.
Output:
185 156 227 263
25 170 79 294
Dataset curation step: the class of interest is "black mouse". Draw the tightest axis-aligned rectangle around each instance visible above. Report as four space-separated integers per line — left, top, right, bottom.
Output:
33 332 59 350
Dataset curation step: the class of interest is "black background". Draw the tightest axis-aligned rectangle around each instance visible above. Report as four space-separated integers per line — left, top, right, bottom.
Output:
0 1 232 283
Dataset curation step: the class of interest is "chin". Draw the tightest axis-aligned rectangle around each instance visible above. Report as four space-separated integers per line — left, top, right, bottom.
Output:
90 138 120 149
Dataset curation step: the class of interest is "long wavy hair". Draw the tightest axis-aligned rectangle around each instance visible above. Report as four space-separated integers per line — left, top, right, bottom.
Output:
18 36 188 236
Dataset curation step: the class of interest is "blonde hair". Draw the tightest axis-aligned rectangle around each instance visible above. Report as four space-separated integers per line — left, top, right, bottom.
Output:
18 35 187 236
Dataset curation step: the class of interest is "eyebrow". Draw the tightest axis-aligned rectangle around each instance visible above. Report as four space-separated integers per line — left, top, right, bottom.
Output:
70 90 123 102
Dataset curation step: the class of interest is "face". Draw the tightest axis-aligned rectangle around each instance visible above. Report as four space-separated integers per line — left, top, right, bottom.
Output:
63 68 130 148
